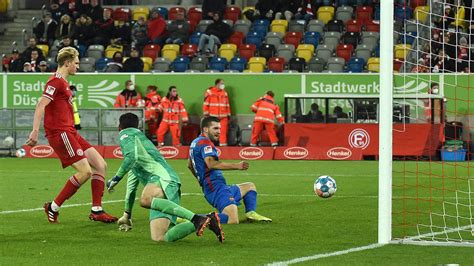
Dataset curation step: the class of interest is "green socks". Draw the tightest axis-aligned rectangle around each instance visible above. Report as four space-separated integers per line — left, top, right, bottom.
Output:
150 198 194 221
164 222 195 242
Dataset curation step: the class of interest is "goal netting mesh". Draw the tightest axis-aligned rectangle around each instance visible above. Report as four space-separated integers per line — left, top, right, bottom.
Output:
391 0 474 244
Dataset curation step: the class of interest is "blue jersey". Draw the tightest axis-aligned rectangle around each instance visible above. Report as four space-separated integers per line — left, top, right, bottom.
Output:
189 135 227 194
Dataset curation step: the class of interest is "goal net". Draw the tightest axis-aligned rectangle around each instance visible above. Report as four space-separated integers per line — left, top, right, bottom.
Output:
387 0 474 245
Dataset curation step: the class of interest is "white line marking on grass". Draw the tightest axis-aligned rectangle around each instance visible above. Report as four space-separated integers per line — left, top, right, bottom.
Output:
0 199 126 214
266 243 385 265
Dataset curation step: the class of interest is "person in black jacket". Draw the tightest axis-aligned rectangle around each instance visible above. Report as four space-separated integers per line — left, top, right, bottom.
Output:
92 8 114 46
198 13 233 55
244 0 283 21
33 13 57 46
74 14 95 46
84 0 103 22
202 0 226 20
6 49 23 72
122 47 144 72
21 37 44 63
303 103 324 123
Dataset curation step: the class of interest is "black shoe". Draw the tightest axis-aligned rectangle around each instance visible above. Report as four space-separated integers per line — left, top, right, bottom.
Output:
191 214 211 236
207 212 224 243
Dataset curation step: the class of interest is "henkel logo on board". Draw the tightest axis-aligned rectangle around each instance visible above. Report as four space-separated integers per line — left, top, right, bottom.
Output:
327 147 352 160
159 146 179 159
239 147 264 160
283 147 309 159
113 147 124 158
30 145 54 158
348 129 370 150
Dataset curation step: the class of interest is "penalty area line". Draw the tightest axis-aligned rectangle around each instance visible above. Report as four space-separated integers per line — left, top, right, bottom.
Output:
266 243 385 265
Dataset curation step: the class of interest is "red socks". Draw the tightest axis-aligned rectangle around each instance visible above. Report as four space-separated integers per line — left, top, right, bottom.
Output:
54 175 81 207
91 174 105 208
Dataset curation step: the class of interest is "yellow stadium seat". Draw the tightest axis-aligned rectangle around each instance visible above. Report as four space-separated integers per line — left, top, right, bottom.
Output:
394 44 411 60
218 44 237 61
242 6 255 22
367 57 380 72
141 56 153 71
317 6 335 24
36 44 49 57
105 45 123 58
270 19 288 33
161 44 180 61
451 6 466 29
132 6 150 21
414 6 429 23
296 44 315 62
248 57 266 72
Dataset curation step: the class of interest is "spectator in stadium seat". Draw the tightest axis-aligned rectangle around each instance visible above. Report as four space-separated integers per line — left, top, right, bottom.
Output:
202 0 226 20
33 13 57 47
277 0 305 21
66 0 79 20
435 5 455 30
93 8 114 46
243 0 283 22
84 0 103 22
122 47 144 72
104 51 124 72
22 62 34 72
6 49 22 72
293 0 321 22
432 49 456 73
114 80 142 108
457 36 470 72
302 103 324 123
56 14 76 40
58 36 79 52
21 37 44 63
74 14 95 46
112 20 132 53
333 106 348 119
147 10 167 47
165 10 190 45
49 3 67 23
132 17 148 51
38 60 51 73
28 50 41 72
198 12 232 55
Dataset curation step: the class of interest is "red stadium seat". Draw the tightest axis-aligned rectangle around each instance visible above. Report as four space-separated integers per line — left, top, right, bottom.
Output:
224 6 241 23
411 0 426 9
239 44 257 61
229 31 245 48
393 58 403 72
365 20 380 32
355 6 373 24
284 32 302 48
113 7 131 22
336 44 354 62
345 19 362 33
188 6 202 25
268 57 285 72
143 44 161 61
181 44 197 57
187 20 196 33
168 6 186 20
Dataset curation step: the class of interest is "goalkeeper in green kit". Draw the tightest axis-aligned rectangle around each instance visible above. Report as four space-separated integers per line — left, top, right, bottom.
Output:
106 113 224 242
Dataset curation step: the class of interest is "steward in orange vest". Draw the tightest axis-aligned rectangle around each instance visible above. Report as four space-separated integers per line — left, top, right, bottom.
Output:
203 78 231 146
156 86 188 146
114 80 142 108
250 91 284 147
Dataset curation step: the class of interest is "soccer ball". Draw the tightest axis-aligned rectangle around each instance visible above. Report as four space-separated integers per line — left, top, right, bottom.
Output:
15 148 26 158
314 175 337 198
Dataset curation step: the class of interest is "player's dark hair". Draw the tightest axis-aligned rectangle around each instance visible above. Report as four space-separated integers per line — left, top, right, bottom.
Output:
201 116 220 131
215 79 223 85
119 113 139 130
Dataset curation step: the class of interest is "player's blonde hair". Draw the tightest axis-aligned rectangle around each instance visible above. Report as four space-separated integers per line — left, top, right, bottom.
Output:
57 47 79 67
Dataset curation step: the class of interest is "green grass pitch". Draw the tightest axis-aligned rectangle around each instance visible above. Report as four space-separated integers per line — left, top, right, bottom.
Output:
1 158 473 265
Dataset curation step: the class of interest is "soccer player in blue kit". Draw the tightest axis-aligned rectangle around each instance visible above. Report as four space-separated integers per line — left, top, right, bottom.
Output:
188 116 272 224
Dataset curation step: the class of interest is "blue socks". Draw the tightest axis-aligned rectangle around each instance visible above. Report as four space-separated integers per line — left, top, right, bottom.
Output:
218 213 229 224
243 190 257 213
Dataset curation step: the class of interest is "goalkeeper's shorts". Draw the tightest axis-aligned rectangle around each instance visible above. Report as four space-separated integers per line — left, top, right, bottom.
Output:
148 177 181 224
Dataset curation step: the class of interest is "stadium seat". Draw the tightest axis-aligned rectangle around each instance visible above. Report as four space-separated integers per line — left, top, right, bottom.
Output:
345 20 362 33
162 44 180 61
188 7 202 26
77 44 87 58
181 44 198 57
95 57 110 72
46 57 58 70
335 6 354 23
105 45 123 58
288 20 305 32
171 56 190 72
315 44 334 63
143 44 161 61
209 56 228 72
277 44 296 63
258 44 275 60
284 32 302 48
153 57 171 72
246 32 263 48
36 44 49 57
168 7 186 20
355 6 373 24
394 6 413 21
317 6 335 24
374 5 380 21
394 44 411 60
354 44 373 62
307 20 325 33
241 6 255 21
190 31 203 45
304 31 321 47
288 57 306 72
367 57 380 72
414 6 429 23
86 45 104 60
197 20 213 33
252 19 270 36
296 44 315 62
393 58 403 72
307 57 325 72
268 57 285 72
132 6 149 21
141 57 153 72
347 57 365 73
222 19 234 28
365 20 380 32
113 7 131 22
336 44 354 62
248 57 266 72
265 31 284 48
342 32 360 48
224 6 241 23
270 20 288 33
219 44 237 61
411 0 426 9
228 56 247 72
451 6 467 29
323 32 342 47
326 19 344 33
361 32 379 47
79 57 95 72
228 31 245 48
152 6 168 19
401 32 417 44
233 19 251 36
189 56 208 72
327 57 345 73
239 44 257 61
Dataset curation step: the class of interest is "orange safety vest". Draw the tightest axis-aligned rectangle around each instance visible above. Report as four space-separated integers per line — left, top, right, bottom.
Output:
203 87 231 118
158 96 189 124
145 91 162 120
114 90 142 108
251 94 284 124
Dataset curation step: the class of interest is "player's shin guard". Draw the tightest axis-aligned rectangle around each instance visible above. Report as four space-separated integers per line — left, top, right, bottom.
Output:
243 190 257 212
150 198 194 220
218 213 229 224
163 222 196 242
91 174 105 209
53 175 81 208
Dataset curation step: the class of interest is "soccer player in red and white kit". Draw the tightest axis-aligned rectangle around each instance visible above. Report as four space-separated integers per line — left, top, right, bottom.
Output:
26 47 117 223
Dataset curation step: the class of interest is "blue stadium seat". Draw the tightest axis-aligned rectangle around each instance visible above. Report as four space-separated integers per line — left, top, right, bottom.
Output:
95 57 110 72
374 5 380 20
347 57 365 73
401 32 417 44
228 56 247 72
375 45 380 57
246 32 264 48
171 56 190 72
395 6 413 20
209 56 228 72
252 19 270 36
304 31 321 47
152 7 168 19
190 31 203 45
77 44 87 58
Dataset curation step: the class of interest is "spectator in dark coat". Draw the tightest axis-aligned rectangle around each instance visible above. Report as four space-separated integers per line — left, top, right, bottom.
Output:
122 47 144 72
165 11 190 45
6 49 22 72
74 14 95 46
49 3 67 23
198 13 233 54
93 8 114 46
104 51 124 72
21 37 44 63
56 14 76 39
112 20 132 52
244 0 283 21
277 0 304 21
84 0 103 22
147 10 167 47
132 16 148 51
33 13 57 46
58 36 79 52
303 103 324 123
202 0 226 20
